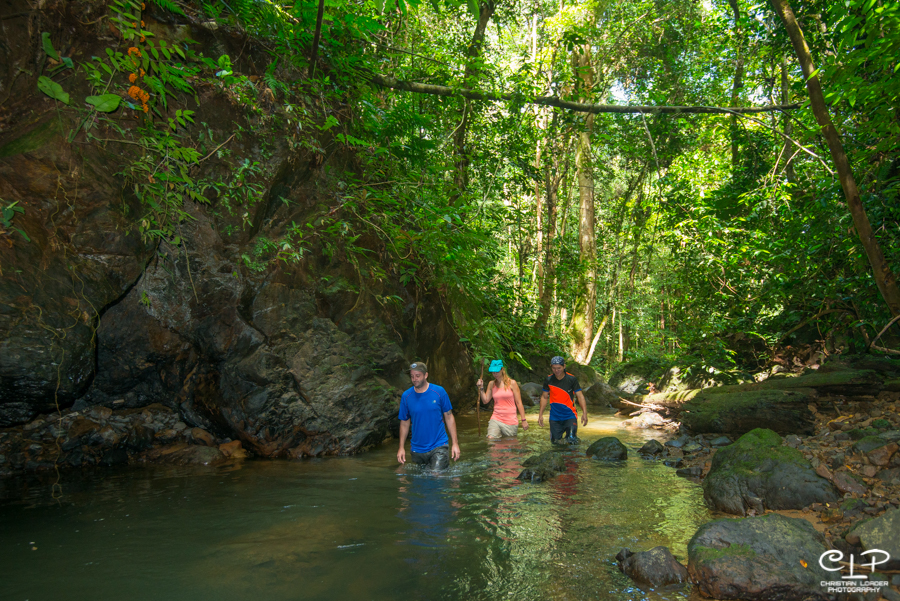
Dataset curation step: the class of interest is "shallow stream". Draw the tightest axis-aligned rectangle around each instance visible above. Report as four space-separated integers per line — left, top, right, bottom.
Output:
0 409 713 601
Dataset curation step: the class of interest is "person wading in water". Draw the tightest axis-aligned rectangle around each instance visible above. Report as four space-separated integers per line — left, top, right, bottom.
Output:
537 356 588 444
397 362 461 469
476 359 529 438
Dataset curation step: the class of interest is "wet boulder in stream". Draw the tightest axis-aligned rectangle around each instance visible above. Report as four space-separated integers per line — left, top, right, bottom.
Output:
517 451 566 482
617 546 689 588
586 437 628 461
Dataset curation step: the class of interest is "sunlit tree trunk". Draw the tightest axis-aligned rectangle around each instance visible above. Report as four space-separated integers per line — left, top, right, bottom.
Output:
570 46 598 364
452 0 497 201
771 0 900 316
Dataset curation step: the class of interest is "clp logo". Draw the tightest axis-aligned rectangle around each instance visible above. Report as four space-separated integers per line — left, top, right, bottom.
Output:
819 549 891 579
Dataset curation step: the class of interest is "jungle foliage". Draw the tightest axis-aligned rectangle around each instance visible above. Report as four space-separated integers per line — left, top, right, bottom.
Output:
33 0 900 375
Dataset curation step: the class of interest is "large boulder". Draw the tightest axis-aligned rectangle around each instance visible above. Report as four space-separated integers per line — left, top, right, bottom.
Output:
703 428 839 515
617 546 689 588
681 389 817 435
849 508 900 570
583 381 619 406
586 437 628 461
519 382 544 406
688 513 833 601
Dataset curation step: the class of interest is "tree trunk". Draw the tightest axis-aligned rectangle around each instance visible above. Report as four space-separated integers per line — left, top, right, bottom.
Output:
452 0 497 199
570 47 597 363
770 0 900 316
781 53 796 182
727 0 745 167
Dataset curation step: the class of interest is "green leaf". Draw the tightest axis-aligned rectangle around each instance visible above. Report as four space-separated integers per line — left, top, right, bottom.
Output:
41 32 59 61
37 76 69 104
85 94 122 112
466 0 479 19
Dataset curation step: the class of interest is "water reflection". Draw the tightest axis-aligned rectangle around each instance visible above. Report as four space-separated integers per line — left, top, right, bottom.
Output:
0 410 712 601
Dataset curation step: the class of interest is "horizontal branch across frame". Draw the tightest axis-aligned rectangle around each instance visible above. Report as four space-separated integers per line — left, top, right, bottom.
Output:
367 74 801 115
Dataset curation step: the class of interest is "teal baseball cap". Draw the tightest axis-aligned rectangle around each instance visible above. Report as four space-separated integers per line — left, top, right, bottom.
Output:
488 359 504 372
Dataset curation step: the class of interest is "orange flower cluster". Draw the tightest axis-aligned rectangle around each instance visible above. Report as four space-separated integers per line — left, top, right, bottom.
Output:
126 44 149 113
128 85 150 112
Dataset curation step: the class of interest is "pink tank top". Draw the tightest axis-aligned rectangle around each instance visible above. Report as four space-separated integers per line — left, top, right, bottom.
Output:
490 383 519 425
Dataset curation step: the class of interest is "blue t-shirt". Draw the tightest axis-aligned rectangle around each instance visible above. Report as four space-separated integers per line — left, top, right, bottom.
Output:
399 383 452 453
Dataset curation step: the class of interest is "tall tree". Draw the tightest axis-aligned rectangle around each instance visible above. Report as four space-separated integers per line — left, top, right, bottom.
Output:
452 0 498 200
770 0 900 317
569 44 597 363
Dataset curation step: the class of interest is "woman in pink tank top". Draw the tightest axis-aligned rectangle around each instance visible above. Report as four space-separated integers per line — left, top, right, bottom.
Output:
476 359 529 438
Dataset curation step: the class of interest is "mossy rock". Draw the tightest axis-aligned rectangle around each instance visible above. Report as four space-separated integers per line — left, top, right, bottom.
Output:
848 428 880 440
854 436 889 454
688 513 832 600
518 451 566 482
681 389 816 435
872 419 891 430
849 509 900 570
702 428 839 515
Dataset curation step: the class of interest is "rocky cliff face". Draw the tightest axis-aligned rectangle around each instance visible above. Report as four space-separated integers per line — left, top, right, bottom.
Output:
0 0 473 457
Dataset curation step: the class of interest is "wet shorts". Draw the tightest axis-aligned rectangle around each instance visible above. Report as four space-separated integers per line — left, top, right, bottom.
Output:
550 419 577 442
487 419 518 438
409 445 450 470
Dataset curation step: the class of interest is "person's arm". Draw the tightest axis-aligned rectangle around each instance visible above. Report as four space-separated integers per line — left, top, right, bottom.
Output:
397 419 410 463
576 391 588 426
538 391 548 426
443 411 460 460
511 380 528 430
477 380 494 404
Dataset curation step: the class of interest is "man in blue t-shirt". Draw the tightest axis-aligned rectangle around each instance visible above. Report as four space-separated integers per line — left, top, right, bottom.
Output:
397 361 460 470
538 356 588 444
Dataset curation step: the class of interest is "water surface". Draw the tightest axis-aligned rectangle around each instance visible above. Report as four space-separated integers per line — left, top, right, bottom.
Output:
0 410 712 601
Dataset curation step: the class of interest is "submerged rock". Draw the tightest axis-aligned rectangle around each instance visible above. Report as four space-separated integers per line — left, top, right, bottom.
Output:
586 437 628 461
617 546 689 588
703 428 838 515
688 513 832 601
639 439 665 457
517 451 566 482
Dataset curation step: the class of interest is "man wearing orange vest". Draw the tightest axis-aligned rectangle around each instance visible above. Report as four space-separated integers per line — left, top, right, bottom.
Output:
537 356 588 444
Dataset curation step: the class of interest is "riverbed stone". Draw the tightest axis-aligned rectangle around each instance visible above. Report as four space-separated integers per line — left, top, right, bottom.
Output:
703 428 839 515
622 412 665 429
833 469 868 495
848 508 900 570
688 513 832 601
869 442 898 466
518 451 566 482
640 440 665 456
191 427 215 447
586 437 628 461
617 546 688 588
709 436 732 447
855 436 889 454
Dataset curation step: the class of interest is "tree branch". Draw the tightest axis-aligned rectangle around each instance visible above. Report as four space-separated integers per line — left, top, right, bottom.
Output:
366 73 801 115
